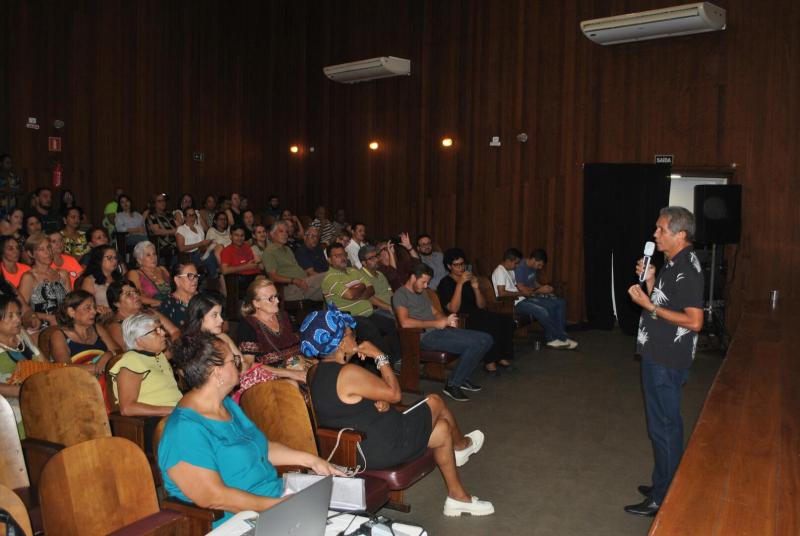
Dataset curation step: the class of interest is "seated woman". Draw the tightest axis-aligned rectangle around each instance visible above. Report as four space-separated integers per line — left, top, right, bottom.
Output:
0 295 42 436
60 207 91 258
115 194 148 248
109 313 182 417
79 245 122 312
437 248 515 376
18 233 71 328
175 207 220 282
0 235 30 289
105 280 179 349
48 231 84 288
159 332 342 527
50 290 120 377
302 306 494 517
158 262 199 328
127 241 171 306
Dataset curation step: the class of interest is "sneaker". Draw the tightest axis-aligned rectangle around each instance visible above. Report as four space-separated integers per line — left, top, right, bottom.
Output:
454 430 485 467
564 338 578 350
546 339 570 349
443 385 469 402
461 379 482 392
443 496 495 517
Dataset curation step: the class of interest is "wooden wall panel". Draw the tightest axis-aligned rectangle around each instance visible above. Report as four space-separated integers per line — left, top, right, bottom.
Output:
4 0 800 328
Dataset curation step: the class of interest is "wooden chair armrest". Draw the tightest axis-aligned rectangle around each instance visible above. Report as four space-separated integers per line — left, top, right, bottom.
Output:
106 509 187 535
108 412 147 451
21 437 64 489
161 497 225 522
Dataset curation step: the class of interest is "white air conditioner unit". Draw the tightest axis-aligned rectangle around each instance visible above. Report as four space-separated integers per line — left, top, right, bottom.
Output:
581 2 726 45
323 56 411 84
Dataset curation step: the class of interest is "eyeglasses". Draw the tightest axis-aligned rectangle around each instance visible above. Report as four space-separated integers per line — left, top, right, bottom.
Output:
177 273 200 281
255 294 280 303
143 324 165 337
122 289 141 297
224 354 243 369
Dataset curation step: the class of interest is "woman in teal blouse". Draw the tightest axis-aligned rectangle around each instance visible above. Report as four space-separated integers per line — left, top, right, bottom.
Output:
158 332 342 527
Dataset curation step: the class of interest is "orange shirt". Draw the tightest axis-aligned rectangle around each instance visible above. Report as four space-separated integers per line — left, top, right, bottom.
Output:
1 262 31 288
52 254 83 289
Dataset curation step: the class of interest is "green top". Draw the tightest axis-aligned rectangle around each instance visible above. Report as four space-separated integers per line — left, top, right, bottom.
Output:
261 243 306 280
109 351 182 408
322 267 373 317
360 267 393 307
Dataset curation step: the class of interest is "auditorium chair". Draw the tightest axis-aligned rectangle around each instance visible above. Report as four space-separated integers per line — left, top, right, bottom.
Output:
34 325 60 362
38 437 186 535
0 397 41 535
0 484 32 536
303 381 437 513
239 380 390 512
104 352 160 457
395 289 461 393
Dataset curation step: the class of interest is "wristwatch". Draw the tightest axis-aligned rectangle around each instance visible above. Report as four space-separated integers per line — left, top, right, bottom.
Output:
375 355 390 369
650 305 659 319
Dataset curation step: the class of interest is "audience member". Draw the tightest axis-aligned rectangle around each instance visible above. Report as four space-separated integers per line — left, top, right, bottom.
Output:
376 233 419 290
23 213 42 239
146 193 178 263
225 192 244 226
262 221 324 301
393 263 491 402
438 248 515 376
50 290 119 376
28 187 60 234
105 280 178 349
205 211 231 262
179 193 195 213
249 224 269 259
417 234 447 289
331 208 349 236
0 295 41 435
0 208 24 244
176 207 219 281
48 231 84 288
0 235 30 288
492 248 577 349
199 194 217 231
264 194 281 222
284 214 304 251
322 243 401 367
0 154 19 188
293 225 328 275
514 249 568 338
115 194 148 248
79 245 122 310
220 224 262 292
358 244 395 318
101 188 122 239
128 241 171 306
160 332 342 527
302 307 494 517
310 205 336 245
60 207 90 257
18 234 71 328
241 209 256 241
159 262 199 328
109 313 182 417
345 222 367 268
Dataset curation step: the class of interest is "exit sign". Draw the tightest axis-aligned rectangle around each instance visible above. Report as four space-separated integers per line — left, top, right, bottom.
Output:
655 154 674 165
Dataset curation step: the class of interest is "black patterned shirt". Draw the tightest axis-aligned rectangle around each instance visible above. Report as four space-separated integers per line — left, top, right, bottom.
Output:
636 246 704 369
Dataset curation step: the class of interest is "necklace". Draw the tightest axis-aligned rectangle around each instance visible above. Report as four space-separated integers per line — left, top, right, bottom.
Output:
0 335 25 353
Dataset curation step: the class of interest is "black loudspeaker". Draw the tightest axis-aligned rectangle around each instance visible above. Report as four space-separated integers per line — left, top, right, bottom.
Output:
694 184 742 244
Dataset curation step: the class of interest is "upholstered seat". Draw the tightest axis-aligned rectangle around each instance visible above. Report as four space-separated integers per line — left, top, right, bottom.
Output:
362 449 437 491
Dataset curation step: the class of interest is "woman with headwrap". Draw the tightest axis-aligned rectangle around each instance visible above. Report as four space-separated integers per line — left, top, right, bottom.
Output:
301 305 495 517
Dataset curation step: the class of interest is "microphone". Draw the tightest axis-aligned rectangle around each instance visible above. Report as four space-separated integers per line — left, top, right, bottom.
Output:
639 241 655 283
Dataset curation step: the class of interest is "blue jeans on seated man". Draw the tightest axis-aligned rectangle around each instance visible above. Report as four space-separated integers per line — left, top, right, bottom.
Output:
642 358 690 505
514 298 568 342
420 328 493 388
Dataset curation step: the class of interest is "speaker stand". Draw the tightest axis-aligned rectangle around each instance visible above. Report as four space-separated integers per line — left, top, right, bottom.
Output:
703 244 730 351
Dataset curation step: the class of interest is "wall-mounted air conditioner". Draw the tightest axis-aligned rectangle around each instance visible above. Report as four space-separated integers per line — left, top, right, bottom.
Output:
323 57 411 84
581 2 726 45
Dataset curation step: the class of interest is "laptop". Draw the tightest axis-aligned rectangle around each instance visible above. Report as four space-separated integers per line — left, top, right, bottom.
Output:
243 475 333 536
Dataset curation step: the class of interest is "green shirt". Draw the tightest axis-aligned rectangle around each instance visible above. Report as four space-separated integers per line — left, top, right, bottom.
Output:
262 243 306 280
322 267 374 317
360 267 392 308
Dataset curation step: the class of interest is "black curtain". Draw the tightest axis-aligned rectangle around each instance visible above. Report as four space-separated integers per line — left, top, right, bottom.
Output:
583 163 671 335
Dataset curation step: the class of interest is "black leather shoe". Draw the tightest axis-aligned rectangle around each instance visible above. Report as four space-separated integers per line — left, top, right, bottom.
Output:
638 485 653 497
624 498 659 517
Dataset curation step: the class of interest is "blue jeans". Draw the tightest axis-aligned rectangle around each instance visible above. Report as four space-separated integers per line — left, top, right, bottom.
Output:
514 298 568 341
641 358 690 504
190 251 219 279
420 328 492 388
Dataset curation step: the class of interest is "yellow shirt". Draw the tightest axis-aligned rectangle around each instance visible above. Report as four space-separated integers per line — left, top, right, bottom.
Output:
109 351 182 407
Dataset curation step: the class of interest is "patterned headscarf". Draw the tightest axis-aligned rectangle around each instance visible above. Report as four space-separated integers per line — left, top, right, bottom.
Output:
299 304 357 357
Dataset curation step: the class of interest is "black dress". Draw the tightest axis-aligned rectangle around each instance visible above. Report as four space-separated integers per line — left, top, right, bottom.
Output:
309 361 431 469
437 275 515 362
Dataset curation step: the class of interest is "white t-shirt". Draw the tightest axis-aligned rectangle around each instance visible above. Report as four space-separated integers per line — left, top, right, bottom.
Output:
177 224 210 259
345 240 364 269
491 264 524 305
115 211 145 234
206 227 231 248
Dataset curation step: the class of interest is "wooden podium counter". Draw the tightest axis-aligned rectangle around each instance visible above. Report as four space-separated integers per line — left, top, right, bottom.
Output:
650 304 800 535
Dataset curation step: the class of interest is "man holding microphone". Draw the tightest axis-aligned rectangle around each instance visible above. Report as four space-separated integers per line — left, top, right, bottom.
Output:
625 206 705 517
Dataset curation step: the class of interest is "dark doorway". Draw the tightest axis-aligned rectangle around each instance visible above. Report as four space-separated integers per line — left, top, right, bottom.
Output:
583 163 671 335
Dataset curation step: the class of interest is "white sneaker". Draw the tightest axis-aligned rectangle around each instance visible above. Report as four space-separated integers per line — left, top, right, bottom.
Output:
443 496 495 517
565 338 578 350
454 430 485 467
546 339 569 349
